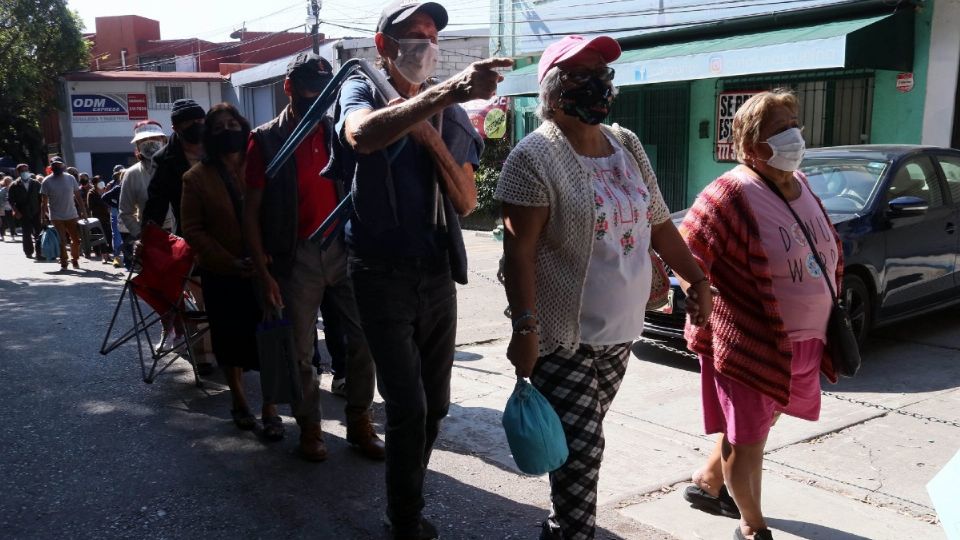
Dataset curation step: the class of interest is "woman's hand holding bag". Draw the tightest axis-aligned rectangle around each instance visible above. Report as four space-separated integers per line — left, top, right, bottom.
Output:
502 377 569 475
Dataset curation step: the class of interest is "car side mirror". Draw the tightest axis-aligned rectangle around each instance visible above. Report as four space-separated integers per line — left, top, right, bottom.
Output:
887 196 928 216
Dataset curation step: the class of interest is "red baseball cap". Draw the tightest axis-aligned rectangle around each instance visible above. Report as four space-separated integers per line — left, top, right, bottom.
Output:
537 35 621 84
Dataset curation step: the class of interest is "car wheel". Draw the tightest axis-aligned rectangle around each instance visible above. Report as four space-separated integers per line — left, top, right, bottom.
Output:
843 274 872 346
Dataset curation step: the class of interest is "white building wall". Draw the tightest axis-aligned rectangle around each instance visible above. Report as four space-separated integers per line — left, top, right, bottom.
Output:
921 0 960 146
338 33 489 82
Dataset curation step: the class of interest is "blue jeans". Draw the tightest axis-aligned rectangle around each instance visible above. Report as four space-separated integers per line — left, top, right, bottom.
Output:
349 255 457 535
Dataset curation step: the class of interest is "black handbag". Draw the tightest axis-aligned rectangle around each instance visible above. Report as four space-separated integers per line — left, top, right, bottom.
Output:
758 172 861 377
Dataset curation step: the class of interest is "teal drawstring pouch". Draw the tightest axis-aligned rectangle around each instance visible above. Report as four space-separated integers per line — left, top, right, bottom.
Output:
502 377 569 475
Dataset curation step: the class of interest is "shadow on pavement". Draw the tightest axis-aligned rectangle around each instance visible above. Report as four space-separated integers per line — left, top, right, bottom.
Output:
630 339 699 374
0 274 633 540
766 517 873 540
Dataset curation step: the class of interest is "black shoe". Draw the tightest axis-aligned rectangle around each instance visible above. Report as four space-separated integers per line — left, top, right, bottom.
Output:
383 514 439 540
539 520 562 540
734 526 774 540
684 484 741 519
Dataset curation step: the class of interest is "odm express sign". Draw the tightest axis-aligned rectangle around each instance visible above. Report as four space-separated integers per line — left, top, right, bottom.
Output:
715 90 761 162
71 93 149 122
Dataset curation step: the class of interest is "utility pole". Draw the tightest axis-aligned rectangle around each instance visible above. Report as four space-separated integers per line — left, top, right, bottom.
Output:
310 0 320 54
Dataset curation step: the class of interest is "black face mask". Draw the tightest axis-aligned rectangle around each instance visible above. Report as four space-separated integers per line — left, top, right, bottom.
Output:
558 77 615 125
51 164 64 174
209 129 248 156
292 94 317 118
180 123 203 144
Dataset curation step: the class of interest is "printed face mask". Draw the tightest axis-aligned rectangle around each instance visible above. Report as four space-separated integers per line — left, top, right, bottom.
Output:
763 127 805 172
391 37 439 85
138 140 162 160
558 77 615 125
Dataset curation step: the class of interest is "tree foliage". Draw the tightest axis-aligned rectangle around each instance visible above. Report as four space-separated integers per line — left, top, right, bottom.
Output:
0 0 89 167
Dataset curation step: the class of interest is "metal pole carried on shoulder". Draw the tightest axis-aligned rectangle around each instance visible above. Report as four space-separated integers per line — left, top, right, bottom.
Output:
263 58 400 248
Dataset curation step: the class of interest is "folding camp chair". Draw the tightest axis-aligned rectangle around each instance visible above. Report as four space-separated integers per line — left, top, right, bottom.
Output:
100 224 209 387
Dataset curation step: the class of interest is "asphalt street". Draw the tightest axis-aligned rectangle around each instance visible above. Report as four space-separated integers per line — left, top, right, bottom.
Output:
1 231 957 539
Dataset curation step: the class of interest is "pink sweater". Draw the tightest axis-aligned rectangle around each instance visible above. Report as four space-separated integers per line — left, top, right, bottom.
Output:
680 172 841 406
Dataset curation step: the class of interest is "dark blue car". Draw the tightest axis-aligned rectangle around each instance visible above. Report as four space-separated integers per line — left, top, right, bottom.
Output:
644 145 960 345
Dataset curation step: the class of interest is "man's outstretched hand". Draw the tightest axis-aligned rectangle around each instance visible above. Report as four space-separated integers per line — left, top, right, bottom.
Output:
446 57 514 103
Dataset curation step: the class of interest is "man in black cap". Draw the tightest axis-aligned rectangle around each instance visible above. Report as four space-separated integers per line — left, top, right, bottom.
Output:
334 2 511 538
244 51 383 463
142 98 205 235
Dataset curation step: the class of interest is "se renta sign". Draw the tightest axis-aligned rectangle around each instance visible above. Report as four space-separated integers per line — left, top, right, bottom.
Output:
715 90 762 162
71 94 133 122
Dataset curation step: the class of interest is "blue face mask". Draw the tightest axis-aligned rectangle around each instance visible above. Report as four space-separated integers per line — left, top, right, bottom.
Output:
20 172 30 181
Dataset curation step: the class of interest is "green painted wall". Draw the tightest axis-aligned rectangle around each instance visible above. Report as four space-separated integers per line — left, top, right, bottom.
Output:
869 4 933 144
687 78 731 205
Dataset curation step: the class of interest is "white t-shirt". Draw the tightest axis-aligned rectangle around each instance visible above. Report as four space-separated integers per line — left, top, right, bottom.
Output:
578 137 653 345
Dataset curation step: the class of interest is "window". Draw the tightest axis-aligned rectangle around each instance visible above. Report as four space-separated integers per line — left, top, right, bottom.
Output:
886 157 944 208
936 155 960 203
150 83 189 109
720 71 874 148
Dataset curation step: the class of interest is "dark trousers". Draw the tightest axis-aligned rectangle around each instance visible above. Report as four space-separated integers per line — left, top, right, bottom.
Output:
320 295 347 378
350 255 457 535
19 214 41 257
0 210 15 238
277 239 375 424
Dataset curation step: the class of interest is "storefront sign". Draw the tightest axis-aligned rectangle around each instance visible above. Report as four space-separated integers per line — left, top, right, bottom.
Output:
71 93 148 122
127 93 148 120
896 72 914 93
715 90 762 162
462 96 509 139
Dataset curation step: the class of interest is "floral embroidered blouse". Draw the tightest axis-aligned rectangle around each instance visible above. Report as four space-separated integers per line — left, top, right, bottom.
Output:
578 135 653 344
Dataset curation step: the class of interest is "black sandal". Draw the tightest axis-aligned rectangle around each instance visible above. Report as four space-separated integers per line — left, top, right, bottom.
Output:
231 408 256 431
734 527 774 540
684 484 741 519
261 415 285 442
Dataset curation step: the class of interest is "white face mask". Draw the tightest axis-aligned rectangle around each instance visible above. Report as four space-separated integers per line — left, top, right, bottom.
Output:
138 140 162 160
763 127 805 172
391 37 439 85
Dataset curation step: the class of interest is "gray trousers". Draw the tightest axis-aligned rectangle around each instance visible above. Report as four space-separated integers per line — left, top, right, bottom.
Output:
277 238 376 424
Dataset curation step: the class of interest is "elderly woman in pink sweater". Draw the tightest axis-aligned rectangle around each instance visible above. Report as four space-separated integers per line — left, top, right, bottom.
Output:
680 89 842 540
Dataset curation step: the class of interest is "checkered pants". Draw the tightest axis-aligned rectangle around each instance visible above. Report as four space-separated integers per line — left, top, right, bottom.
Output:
531 342 632 540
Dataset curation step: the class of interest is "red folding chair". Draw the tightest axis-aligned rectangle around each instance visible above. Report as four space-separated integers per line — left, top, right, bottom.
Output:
100 224 209 387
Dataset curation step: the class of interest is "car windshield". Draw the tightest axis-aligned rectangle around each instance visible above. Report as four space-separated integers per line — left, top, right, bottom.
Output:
800 158 889 213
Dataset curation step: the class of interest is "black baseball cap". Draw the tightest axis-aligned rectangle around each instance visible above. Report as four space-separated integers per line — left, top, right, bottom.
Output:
286 52 334 92
376 1 448 33
50 156 64 164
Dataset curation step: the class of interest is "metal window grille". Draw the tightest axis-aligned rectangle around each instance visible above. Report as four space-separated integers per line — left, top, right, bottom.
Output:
718 70 875 148
149 83 191 110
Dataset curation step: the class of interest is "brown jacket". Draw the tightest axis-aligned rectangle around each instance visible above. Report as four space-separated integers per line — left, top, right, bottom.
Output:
180 161 246 275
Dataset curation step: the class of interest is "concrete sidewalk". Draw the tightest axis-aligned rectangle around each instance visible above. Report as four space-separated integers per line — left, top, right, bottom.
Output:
450 233 952 540
0 231 953 539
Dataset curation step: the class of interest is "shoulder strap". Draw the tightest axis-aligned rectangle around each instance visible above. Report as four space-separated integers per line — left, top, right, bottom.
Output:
755 169 839 302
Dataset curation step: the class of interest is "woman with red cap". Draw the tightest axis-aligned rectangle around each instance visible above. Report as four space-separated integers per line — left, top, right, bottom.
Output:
496 35 713 540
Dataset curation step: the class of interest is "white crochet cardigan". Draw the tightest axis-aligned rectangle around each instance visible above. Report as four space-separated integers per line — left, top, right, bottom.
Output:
495 121 670 356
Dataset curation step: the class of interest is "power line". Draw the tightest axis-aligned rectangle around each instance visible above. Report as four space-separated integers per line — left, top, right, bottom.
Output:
113 2 305 62
103 23 308 72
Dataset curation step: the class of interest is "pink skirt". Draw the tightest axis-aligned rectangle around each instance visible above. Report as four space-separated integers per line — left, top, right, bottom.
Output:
700 339 824 445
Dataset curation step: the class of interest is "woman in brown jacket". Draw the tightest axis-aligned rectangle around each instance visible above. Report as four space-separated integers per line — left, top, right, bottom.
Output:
181 103 282 438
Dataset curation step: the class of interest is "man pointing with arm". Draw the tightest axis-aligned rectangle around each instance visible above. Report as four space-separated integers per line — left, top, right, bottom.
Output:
335 2 511 538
